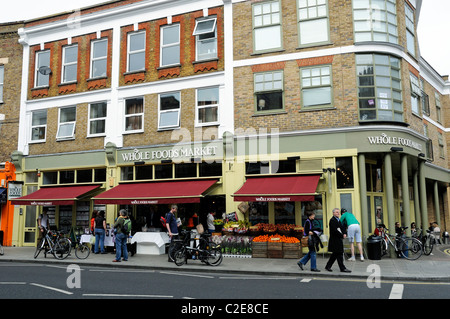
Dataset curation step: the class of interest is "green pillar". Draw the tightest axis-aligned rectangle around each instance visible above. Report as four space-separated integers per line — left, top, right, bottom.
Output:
412 170 421 228
401 154 411 237
419 160 428 230
384 153 396 258
434 181 441 226
358 154 369 239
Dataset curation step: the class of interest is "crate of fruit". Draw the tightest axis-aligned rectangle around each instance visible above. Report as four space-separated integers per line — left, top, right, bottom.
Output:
268 238 282 251
267 250 283 258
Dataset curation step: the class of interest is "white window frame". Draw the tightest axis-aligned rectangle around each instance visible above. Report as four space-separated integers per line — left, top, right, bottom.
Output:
57 106 76 140
35 50 50 88
160 24 180 67
90 38 108 78
127 31 146 72
405 3 415 56
124 97 144 133
196 86 220 126
158 91 181 130
88 102 107 137
194 17 218 61
61 44 78 83
30 110 47 143
0 65 3 103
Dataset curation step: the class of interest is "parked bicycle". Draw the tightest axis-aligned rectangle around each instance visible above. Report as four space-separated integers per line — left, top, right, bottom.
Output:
172 230 223 266
73 236 90 259
380 227 423 260
34 229 72 260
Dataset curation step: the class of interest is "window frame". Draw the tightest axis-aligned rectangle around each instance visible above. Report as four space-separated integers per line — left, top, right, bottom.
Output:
56 106 76 140
297 0 330 47
124 97 144 134
90 38 108 79
435 91 442 124
405 3 416 56
127 30 146 73
0 65 3 103
410 73 421 116
300 64 333 109
88 102 107 137
252 0 283 53
194 17 218 61
254 69 284 113
61 44 78 83
160 24 180 67
35 50 51 88
196 86 220 126
158 91 181 130
30 110 47 143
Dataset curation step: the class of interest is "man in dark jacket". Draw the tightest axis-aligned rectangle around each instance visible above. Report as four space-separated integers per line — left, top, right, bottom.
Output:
325 208 351 273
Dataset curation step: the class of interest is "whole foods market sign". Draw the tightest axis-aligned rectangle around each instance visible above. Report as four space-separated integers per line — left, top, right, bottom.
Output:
367 133 423 152
121 146 218 162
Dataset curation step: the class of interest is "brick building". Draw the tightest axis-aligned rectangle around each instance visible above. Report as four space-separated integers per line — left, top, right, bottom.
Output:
6 0 450 249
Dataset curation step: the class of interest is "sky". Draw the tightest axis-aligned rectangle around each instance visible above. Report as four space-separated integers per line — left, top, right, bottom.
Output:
0 0 449 75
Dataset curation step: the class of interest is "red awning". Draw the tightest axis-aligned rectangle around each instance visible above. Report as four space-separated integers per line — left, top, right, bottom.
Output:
10 185 101 206
93 179 218 205
233 175 321 202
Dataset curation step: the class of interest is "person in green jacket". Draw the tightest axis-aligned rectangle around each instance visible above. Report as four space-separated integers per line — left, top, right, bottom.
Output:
340 208 364 261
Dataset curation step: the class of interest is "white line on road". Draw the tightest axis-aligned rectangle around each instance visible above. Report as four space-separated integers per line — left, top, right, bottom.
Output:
30 283 73 295
160 271 214 279
389 284 404 299
0 282 27 285
300 278 312 283
82 294 173 298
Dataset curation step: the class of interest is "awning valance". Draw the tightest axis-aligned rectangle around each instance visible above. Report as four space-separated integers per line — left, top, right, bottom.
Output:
233 175 321 202
93 179 218 205
10 185 101 206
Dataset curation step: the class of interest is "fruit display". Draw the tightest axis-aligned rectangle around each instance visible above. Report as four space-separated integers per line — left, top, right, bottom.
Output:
252 234 300 243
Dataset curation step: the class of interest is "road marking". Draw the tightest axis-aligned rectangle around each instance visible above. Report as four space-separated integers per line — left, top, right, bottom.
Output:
0 282 27 285
30 283 73 295
300 279 312 283
160 271 214 279
389 284 404 299
83 293 173 298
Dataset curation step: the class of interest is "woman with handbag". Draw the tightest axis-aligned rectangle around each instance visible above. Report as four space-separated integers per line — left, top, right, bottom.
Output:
297 212 322 272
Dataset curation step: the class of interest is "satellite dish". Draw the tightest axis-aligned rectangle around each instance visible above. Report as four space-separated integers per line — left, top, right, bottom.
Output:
38 66 52 75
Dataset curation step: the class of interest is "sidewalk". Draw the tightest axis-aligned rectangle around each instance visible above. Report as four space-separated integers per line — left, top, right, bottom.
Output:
1 245 450 282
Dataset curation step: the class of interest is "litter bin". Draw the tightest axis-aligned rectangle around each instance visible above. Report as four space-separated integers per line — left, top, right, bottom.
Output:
366 235 382 260
443 232 449 245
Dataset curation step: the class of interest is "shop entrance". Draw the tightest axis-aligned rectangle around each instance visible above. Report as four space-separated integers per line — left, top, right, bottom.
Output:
23 206 37 247
367 195 384 233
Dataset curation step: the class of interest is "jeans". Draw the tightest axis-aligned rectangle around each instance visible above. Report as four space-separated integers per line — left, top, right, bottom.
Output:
94 228 105 253
115 232 128 261
299 250 317 270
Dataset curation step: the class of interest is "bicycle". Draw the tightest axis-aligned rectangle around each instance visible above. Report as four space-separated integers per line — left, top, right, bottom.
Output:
380 227 423 260
414 228 434 256
73 236 91 259
173 230 223 267
34 228 72 260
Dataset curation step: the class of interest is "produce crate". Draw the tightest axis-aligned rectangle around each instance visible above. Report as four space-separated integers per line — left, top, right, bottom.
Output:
267 250 283 258
267 241 282 251
251 242 268 258
301 237 308 247
282 242 301 259
283 242 300 250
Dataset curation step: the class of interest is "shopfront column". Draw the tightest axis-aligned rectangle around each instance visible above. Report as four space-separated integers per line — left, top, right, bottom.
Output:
434 181 441 226
401 154 411 237
358 154 369 238
412 170 421 228
418 160 428 230
384 153 396 256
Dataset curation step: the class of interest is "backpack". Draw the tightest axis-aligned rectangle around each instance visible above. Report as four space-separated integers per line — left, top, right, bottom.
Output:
122 218 132 234
160 214 168 228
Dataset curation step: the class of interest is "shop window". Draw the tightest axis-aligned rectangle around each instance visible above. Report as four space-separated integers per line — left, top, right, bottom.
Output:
175 163 197 178
301 195 323 229
35 50 50 87
57 106 76 140
94 168 106 182
300 65 332 108
274 201 295 224
340 193 352 213
252 0 282 52
336 157 354 189
125 97 144 132
60 170 75 184
248 202 269 225
121 166 134 181
246 162 270 175
91 38 108 78
43 171 58 185
62 44 78 83
365 162 383 192
271 159 296 174
196 87 219 126
25 172 38 183
136 165 153 180
193 17 217 61
77 169 93 183
160 24 180 67
298 0 329 46
31 110 47 142
254 70 283 112
159 92 180 129
199 162 222 177
89 102 107 136
127 31 146 72
155 164 173 179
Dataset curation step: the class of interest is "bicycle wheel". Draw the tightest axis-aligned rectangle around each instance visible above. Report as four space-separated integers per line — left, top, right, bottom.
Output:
168 240 183 262
423 236 433 256
0 244 3 256
205 246 223 266
398 237 423 260
53 238 71 260
75 243 90 259
174 248 187 266
381 238 388 257
34 237 45 259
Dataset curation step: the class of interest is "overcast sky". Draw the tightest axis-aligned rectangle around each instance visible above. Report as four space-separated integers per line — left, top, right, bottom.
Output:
1 0 449 75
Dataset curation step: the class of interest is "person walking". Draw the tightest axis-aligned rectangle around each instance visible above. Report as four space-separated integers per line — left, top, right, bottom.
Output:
113 209 129 262
94 210 107 254
340 208 364 261
166 204 179 262
325 208 351 273
297 212 321 272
